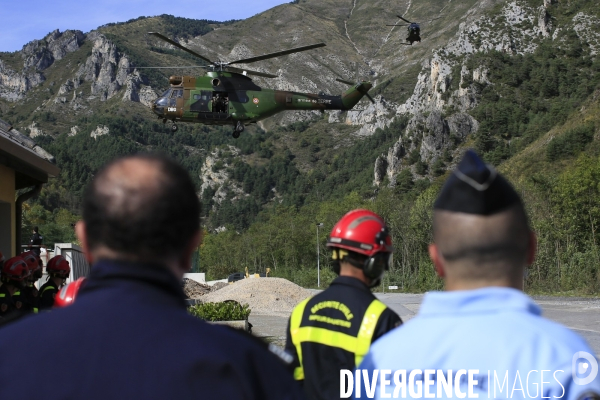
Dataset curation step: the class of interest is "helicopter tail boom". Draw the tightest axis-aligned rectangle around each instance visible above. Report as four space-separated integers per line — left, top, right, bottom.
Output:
341 81 374 109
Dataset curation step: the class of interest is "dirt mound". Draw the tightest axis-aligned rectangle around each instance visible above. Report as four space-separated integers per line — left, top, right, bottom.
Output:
200 278 312 315
183 278 211 299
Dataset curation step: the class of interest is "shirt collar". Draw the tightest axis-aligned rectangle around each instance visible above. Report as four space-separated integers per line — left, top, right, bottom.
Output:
330 276 371 292
81 259 187 307
418 287 541 317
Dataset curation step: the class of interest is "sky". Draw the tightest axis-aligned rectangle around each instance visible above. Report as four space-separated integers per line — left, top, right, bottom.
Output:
0 0 290 52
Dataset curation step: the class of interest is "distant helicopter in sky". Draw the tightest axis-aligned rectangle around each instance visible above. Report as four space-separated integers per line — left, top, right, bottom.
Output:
386 15 442 45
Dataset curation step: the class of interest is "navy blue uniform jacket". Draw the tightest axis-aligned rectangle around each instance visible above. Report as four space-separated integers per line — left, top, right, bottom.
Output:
0 259 305 400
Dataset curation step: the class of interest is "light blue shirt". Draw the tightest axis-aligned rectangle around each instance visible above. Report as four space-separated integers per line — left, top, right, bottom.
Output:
356 287 600 399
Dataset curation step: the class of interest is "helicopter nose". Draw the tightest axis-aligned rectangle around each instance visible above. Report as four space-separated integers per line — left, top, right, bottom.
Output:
152 101 164 117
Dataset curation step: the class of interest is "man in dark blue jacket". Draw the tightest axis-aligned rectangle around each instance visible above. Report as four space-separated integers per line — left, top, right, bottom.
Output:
0 154 304 400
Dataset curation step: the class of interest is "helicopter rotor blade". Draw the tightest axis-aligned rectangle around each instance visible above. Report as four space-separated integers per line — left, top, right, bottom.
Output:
365 93 375 104
226 66 278 78
386 24 409 27
227 43 326 65
397 15 413 24
335 78 354 86
122 65 209 69
148 32 214 65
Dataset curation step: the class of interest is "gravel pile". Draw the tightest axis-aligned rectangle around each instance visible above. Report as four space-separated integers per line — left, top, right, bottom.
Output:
183 279 212 299
201 278 312 315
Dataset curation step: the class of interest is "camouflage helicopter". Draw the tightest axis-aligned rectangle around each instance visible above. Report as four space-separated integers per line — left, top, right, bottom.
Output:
386 15 441 45
141 32 374 138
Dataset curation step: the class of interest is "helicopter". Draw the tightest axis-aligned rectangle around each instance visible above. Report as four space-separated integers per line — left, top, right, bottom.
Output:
139 32 374 138
386 15 441 45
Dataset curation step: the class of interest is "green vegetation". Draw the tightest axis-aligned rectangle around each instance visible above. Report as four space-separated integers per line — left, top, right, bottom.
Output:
20 202 78 246
189 301 251 321
464 34 600 166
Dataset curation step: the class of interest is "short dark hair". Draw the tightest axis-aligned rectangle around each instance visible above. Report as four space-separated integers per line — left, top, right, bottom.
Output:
433 204 531 280
82 153 201 261
33 226 39 233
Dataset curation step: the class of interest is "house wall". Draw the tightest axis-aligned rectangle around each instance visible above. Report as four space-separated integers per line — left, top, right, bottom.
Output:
0 164 15 257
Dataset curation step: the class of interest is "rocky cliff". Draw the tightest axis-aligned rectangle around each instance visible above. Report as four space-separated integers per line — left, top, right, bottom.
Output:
374 0 600 187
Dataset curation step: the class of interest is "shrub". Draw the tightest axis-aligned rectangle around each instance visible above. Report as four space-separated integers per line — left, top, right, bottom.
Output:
189 301 251 321
546 124 595 161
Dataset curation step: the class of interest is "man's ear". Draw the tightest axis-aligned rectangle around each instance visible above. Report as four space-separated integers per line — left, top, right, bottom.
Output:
75 221 94 264
428 243 445 278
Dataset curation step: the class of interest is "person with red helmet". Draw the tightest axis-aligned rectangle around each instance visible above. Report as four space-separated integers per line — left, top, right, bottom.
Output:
0 256 30 320
53 277 86 308
285 209 402 400
18 251 43 313
39 255 71 310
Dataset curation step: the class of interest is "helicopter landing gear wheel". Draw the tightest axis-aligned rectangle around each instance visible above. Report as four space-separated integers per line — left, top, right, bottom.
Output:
171 124 178 133
232 130 240 139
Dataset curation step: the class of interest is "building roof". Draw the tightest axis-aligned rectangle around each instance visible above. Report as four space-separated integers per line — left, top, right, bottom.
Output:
0 118 60 189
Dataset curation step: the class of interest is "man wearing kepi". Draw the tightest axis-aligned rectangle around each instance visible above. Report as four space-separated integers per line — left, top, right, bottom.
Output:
356 150 600 399
286 209 402 400
0 154 304 400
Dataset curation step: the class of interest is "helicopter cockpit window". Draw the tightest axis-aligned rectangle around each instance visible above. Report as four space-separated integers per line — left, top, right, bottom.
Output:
171 89 183 98
155 89 171 106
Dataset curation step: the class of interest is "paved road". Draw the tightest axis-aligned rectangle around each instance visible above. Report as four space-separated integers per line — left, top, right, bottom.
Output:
251 293 600 354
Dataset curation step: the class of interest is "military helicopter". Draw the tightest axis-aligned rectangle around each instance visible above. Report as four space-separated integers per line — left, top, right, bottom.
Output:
139 32 374 138
386 15 441 45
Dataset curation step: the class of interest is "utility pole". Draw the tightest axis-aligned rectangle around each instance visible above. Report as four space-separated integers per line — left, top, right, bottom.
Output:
316 223 323 287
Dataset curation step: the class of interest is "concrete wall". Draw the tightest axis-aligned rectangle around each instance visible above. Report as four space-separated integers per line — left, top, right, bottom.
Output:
184 273 206 284
0 165 15 257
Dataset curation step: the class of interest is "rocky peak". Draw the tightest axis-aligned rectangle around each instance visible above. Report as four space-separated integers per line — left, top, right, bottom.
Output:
0 30 84 101
22 30 85 71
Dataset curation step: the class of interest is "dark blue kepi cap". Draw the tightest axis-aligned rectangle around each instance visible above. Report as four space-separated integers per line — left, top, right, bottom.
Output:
434 150 522 215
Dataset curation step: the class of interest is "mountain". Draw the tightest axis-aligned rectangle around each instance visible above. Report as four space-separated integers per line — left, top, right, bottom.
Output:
1 0 599 292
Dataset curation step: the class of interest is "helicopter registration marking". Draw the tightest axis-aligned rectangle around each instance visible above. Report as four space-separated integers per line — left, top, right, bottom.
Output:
298 98 332 104
167 107 177 112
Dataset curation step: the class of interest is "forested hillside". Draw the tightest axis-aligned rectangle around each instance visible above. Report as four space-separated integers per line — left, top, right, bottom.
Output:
1 0 599 294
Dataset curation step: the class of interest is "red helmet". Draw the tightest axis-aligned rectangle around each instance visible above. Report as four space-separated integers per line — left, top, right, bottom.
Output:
47 255 71 278
327 209 393 285
21 251 41 274
1 256 30 282
327 209 393 256
54 277 86 308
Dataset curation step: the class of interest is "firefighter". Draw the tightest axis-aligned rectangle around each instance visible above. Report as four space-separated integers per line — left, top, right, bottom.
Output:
285 209 402 400
39 255 70 310
19 251 42 313
0 256 30 320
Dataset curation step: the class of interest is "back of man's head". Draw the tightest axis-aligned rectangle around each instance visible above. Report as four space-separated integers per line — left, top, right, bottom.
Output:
82 153 200 263
433 205 530 282
431 150 534 289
